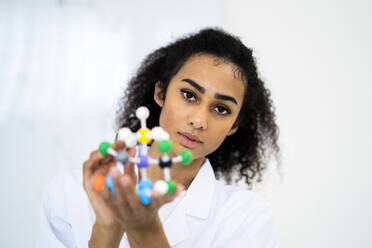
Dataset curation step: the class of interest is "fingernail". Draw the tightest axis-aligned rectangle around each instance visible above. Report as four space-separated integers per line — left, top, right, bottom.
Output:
121 176 129 186
110 167 119 177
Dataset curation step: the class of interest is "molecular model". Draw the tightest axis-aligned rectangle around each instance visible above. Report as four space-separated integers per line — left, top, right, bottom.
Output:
92 106 193 205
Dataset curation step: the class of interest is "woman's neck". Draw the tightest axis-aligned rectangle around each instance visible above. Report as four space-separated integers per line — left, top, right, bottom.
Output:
146 142 205 189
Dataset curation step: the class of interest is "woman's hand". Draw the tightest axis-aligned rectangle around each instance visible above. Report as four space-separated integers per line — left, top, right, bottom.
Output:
83 141 133 247
83 140 184 247
83 141 134 228
107 165 184 227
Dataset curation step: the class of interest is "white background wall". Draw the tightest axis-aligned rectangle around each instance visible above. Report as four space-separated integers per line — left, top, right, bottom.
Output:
224 0 372 247
0 0 223 247
1 0 371 247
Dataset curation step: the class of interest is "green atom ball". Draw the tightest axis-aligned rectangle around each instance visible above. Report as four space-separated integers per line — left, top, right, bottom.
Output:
180 150 192 165
166 180 176 194
99 141 112 155
158 140 173 153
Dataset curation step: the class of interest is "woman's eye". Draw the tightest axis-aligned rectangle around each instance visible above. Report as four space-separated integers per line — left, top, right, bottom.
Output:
182 90 196 101
215 106 230 115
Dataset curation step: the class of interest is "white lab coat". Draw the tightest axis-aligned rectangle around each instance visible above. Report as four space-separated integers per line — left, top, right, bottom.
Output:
36 159 278 247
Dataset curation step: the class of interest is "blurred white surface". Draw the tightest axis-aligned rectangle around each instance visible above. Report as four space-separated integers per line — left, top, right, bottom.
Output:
0 0 222 247
224 0 372 247
1 0 371 247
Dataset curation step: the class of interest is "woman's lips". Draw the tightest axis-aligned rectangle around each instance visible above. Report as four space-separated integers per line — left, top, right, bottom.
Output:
178 132 202 149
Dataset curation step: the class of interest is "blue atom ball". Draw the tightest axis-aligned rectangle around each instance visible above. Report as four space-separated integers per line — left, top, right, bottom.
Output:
138 179 153 190
139 189 151 205
105 175 116 199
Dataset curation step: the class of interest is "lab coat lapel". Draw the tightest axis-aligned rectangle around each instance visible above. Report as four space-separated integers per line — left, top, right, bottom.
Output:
160 159 216 246
185 159 216 219
161 198 189 246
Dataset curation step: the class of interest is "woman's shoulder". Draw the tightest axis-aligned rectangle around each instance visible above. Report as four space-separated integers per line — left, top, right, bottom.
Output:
41 168 88 216
43 168 83 197
209 182 278 247
213 181 274 230
215 180 271 211
37 169 94 247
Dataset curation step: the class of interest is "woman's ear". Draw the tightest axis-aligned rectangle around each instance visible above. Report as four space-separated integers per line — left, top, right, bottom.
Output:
227 120 239 136
154 81 164 107
227 125 238 136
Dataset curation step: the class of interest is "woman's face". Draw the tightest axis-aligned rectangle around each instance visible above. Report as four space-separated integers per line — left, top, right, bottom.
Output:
154 54 245 160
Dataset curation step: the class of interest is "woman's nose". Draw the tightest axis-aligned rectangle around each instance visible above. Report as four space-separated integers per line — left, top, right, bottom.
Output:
187 108 208 130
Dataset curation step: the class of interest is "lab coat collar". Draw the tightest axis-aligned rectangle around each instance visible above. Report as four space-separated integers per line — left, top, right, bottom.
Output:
184 158 216 219
161 158 216 246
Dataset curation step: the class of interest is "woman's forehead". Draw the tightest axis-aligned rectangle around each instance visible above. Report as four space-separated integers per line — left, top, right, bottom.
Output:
179 54 245 82
173 54 245 103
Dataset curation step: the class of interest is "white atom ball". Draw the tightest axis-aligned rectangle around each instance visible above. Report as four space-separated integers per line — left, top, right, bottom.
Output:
150 127 164 140
154 180 168 195
159 131 170 140
136 106 150 120
125 135 137 148
117 127 132 141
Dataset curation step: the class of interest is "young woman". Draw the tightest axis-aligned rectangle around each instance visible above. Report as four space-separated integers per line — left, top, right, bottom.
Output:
37 28 280 248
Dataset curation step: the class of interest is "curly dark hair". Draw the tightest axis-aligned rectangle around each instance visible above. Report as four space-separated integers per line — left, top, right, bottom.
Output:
116 28 280 187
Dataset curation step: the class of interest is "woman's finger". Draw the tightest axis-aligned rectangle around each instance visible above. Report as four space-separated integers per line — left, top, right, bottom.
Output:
149 190 164 210
110 167 132 216
101 171 122 217
124 162 137 183
101 176 115 202
112 140 126 151
111 140 136 183
83 151 108 192
83 151 104 179
123 147 137 183
119 175 141 210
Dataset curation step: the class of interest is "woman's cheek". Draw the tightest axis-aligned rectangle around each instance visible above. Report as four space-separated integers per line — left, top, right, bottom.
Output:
211 133 227 151
204 136 220 154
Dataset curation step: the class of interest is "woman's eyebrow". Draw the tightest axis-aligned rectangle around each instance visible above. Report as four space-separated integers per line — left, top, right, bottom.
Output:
181 78 205 93
215 93 238 105
181 78 238 105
